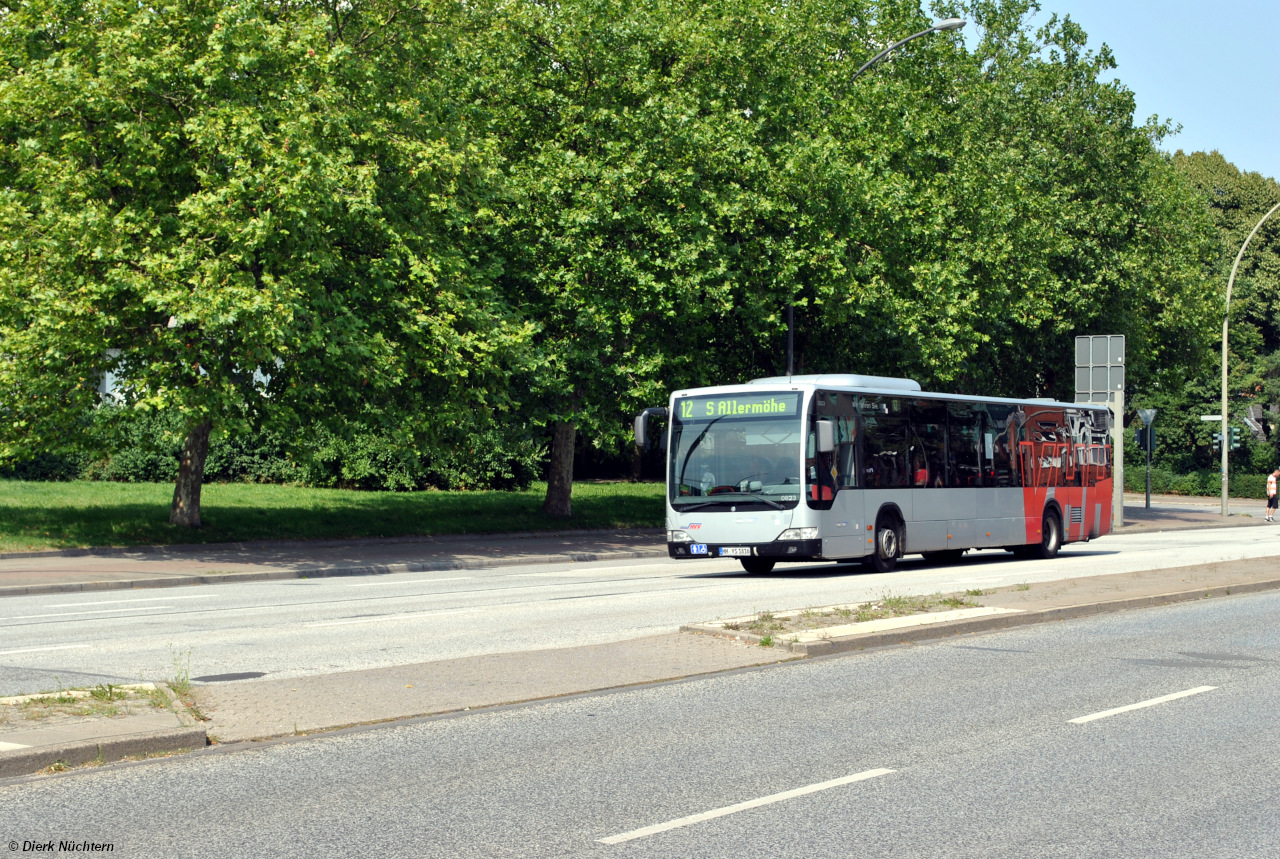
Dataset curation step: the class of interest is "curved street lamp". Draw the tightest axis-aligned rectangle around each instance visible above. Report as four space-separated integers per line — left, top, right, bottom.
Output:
786 17 966 375
849 17 967 83
1221 199 1280 516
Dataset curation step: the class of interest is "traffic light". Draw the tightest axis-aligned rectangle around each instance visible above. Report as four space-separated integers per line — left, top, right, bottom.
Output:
1229 426 1242 450
1135 427 1151 452
1212 431 1222 448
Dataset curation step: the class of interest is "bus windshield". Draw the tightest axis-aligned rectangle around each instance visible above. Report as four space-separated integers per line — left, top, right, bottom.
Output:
669 392 803 510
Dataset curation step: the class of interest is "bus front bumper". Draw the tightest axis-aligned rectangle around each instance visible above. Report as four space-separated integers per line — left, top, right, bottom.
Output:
667 539 822 561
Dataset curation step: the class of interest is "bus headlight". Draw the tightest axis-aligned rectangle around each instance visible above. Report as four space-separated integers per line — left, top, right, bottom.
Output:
778 527 818 541
668 530 694 543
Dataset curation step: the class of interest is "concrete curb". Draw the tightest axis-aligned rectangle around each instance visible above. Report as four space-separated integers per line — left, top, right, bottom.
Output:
682 576 1280 656
0 726 208 778
0 547 670 598
0 527 666 561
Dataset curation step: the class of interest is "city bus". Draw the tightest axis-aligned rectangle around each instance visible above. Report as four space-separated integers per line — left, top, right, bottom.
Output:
635 374 1113 574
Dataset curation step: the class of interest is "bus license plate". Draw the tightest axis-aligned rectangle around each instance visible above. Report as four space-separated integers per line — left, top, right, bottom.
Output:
719 547 750 557
691 544 708 555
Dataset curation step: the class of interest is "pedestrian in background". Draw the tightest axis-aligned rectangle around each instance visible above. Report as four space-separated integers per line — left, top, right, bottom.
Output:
1267 468 1279 522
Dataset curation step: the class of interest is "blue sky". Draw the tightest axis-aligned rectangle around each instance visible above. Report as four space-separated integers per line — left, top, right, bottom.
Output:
1024 1 1280 181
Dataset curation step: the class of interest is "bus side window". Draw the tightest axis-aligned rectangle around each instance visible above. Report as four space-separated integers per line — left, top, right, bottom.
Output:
911 399 947 487
948 402 982 487
860 395 909 488
983 404 1015 486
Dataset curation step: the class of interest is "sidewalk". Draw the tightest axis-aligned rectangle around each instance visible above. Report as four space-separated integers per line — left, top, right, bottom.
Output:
3 494 1277 779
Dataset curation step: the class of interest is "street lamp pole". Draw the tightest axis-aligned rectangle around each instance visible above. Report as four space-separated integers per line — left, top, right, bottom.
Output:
784 17 965 376
1221 199 1280 517
849 17 967 84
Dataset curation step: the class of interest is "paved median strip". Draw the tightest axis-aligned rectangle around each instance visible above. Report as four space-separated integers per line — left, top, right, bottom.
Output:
598 768 894 845
1069 686 1218 724
785 606 1023 643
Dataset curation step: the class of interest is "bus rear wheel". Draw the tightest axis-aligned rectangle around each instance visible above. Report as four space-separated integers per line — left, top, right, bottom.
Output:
1030 510 1062 559
863 514 902 574
740 557 776 575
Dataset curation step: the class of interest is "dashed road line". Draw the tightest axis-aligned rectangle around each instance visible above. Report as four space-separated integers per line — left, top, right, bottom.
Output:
598 768 894 845
0 644 92 656
7 606 174 620
345 577 475 587
1069 686 1218 724
304 608 480 628
47 595 217 607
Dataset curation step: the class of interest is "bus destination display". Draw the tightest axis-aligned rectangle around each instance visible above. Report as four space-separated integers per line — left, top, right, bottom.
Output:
677 392 799 420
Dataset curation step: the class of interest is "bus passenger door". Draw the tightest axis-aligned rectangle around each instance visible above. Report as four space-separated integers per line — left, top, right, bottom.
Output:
811 394 865 560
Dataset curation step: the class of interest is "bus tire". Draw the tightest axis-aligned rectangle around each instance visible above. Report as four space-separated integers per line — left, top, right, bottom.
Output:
740 557 776 575
1029 510 1062 560
863 513 902 573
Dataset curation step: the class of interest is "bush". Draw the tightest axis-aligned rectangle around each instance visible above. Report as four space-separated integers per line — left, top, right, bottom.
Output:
0 451 88 481
298 427 424 492
80 408 183 483
1123 465 1267 500
422 428 545 491
203 427 303 484
71 406 545 492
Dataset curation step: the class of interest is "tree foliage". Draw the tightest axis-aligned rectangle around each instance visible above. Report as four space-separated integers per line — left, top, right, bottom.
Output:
459 0 1221 512
0 0 532 523
1140 151 1280 472
0 0 1243 521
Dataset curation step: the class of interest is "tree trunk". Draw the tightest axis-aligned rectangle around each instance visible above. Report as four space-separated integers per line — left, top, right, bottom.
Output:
541 420 576 518
169 420 212 528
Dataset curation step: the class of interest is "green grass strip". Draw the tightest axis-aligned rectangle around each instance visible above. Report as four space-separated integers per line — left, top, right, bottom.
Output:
0 479 666 553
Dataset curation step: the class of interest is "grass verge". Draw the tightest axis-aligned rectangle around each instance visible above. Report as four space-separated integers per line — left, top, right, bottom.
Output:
724 593 980 636
0 683 171 726
0 479 665 553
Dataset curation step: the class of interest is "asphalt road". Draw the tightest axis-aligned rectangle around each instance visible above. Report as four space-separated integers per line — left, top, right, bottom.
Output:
3 584 1277 857
2 523 1279 695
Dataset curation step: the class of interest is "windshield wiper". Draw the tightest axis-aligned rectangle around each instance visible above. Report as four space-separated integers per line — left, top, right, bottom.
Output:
674 493 786 511
737 493 786 509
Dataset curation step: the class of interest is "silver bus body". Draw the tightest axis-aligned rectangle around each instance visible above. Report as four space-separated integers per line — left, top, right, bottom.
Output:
656 375 1113 573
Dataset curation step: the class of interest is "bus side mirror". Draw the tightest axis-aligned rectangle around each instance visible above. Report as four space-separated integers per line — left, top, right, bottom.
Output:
816 419 835 454
634 407 668 450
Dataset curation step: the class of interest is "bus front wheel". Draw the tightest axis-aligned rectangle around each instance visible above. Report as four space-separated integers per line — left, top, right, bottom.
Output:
740 557 776 575
863 514 902 573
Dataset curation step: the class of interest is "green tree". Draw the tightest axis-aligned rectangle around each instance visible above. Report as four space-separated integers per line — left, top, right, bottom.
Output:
0 0 532 525
465 0 849 515
1167 151 1280 467
463 0 1221 515
791 2 1218 402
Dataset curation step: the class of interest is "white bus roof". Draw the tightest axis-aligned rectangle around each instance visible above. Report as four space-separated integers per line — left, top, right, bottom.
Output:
670 375 1108 413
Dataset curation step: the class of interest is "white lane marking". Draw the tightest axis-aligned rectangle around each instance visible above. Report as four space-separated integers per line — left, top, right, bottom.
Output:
598 768 894 845
305 608 480 628
507 572 580 578
47 595 216 607
0 741 31 751
345 577 474 587
0 645 92 656
1069 686 1218 724
9 606 174 620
